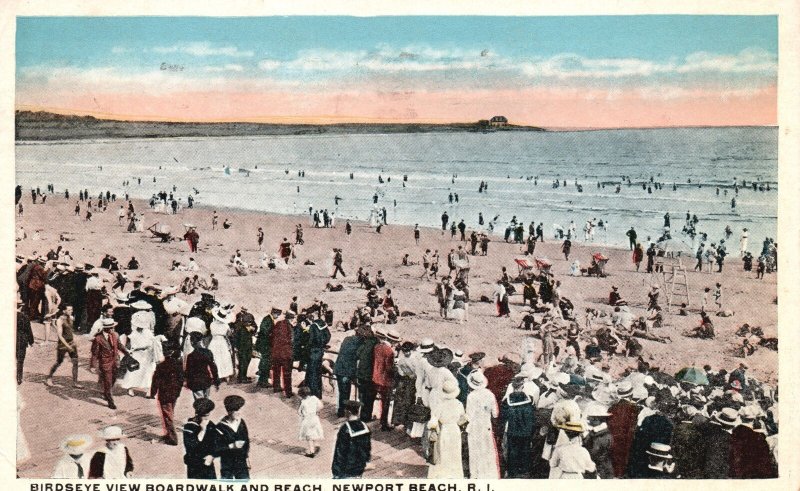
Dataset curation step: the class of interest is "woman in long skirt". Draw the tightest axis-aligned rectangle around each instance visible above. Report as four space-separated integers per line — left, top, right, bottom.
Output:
427 379 466 478
206 308 234 381
495 282 509 317
119 322 163 396
465 372 500 478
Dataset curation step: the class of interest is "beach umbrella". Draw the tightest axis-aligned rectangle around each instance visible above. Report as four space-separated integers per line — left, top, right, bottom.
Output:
675 366 709 386
656 238 694 255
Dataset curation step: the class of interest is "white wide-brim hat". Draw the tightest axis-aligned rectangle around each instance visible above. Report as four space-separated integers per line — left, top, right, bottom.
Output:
60 434 93 454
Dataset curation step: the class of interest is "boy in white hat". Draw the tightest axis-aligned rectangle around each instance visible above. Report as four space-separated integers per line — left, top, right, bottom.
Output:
52 434 93 478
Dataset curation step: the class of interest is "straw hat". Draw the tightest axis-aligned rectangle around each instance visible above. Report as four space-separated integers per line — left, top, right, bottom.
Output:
442 379 459 399
556 421 585 433
130 300 152 310
617 381 634 398
101 318 118 329
739 404 763 421
383 330 401 343
646 442 673 459
467 371 488 390
98 426 127 440
418 338 435 353
60 434 93 455
519 363 543 380
712 407 742 427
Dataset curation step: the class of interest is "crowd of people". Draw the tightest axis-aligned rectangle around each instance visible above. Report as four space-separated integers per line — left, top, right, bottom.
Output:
14 181 779 480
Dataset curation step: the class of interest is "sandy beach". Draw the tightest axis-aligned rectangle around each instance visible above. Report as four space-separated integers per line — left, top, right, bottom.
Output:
15 193 778 384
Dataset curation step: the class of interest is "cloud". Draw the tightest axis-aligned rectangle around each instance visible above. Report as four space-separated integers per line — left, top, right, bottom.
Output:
152 42 254 58
203 64 245 73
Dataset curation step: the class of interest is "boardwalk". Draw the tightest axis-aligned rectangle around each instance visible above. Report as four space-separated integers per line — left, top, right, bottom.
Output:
17 322 427 479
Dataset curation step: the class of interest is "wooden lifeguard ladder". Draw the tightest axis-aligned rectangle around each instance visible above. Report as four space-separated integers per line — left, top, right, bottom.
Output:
654 256 690 312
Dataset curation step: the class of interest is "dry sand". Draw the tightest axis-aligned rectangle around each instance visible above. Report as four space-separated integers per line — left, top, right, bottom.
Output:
14 193 778 478
16 193 778 384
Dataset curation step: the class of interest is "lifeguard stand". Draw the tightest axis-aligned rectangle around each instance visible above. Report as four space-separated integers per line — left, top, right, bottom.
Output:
653 256 690 312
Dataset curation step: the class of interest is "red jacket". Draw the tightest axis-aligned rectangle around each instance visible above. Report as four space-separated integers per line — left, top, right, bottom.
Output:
608 399 641 477
372 342 395 387
484 363 516 405
90 332 127 371
27 263 48 291
271 319 294 360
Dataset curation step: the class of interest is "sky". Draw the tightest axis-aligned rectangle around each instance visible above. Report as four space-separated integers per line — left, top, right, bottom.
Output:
15 16 778 128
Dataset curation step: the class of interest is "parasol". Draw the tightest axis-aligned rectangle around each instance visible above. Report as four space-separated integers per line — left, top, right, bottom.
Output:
675 366 709 386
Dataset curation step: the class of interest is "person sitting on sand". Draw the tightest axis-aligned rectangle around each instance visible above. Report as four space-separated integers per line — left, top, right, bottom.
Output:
686 312 715 339
222 219 232 230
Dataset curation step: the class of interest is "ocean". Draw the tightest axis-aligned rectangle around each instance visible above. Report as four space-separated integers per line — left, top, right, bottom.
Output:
15 126 777 249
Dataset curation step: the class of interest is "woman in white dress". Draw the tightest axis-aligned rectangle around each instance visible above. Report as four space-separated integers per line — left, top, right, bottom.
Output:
130 301 156 332
427 379 466 478
408 339 435 438
448 284 468 324
182 316 208 362
465 371 500 479
119 321 163 397
207 307 234 381
297 386 324 457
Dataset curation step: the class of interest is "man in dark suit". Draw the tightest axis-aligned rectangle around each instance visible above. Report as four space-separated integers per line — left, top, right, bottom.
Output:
306 318 332 398
254 310 277 388
334 331 363 417
16 300 35 385
89 318 129 409
185 332 220 400
150 342 185 445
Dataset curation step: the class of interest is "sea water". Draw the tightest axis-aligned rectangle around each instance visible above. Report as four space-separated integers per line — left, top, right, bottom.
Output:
15 127 777 249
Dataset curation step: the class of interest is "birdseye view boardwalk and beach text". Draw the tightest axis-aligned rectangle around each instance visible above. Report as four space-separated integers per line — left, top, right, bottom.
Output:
12 13 784 483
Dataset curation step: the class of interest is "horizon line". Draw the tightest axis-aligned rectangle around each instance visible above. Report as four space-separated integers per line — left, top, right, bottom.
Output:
15 106 777 132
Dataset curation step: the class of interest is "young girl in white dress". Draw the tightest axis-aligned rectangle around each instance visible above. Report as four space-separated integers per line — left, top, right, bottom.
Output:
297 386 324 457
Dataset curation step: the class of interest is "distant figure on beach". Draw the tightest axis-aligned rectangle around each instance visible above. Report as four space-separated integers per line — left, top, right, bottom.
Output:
441 211 449 235
257 228 264 251
212 212 218 230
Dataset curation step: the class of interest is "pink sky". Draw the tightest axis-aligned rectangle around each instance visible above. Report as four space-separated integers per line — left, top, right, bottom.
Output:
17 85 776 128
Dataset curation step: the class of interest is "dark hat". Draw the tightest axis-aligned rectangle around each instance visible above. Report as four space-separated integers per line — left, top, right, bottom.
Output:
271 308 283 316
193 398 215 417
468 352 486 363
200 292 215 302
426 348 454 368
284 311 296 320
189 331 204 344
344 400 363 414
223 395 246 412
400 341 416 353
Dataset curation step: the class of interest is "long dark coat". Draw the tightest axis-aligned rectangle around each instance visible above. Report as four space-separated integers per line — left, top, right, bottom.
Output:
627 412 673 477
671 420 705 478
608 400 641 477
702 423 731 479
729 425 777 478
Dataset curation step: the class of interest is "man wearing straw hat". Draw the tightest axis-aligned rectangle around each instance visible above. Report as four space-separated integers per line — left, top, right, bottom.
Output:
730 404 777 478
52 434 93 478
641 442 676 478
88 426 133 478
702 407 739 478
90 318 129 409
457 352 485 405
271 310 295 398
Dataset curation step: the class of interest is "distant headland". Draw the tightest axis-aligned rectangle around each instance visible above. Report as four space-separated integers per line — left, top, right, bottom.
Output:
15 111 547 141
